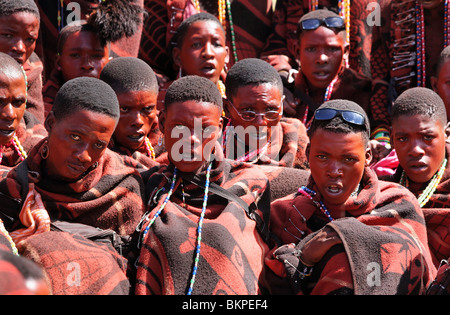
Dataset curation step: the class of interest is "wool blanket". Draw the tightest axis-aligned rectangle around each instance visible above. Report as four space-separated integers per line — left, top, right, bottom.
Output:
223 117 309 169
267 167 436 294
19 231 130 295
23 53 45 124
135 157 272 295
0 139 147 236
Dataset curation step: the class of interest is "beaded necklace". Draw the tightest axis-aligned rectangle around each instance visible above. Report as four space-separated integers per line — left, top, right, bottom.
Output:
223 121 271 163
140 163 212 295
302 76 338 128
57 0 65 32
298 186 334 221
415 0 450 87
0 219 18 256
144 137 156 160
400 158 447 208
0 135 27 164
192 0 238 63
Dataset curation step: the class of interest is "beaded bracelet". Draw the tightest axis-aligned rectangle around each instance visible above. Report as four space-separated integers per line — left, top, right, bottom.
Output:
296 250 314 279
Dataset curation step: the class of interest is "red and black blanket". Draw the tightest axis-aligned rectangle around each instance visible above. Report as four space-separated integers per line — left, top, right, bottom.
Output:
135 157 272 295
0 139 147 236
267 166 436 294
223 117 309 169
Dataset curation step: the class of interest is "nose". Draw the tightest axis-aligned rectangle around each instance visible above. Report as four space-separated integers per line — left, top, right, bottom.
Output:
317 51 329 64
130 111 144 127
81 55 94 70
1 104 17 122
11 39 26 55
74 143 92 164
409 139 426 157
326 160 343 178
202 42 214 58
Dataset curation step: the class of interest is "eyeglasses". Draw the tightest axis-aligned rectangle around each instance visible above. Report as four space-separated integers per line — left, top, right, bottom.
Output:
314 108 366 126
299 17 345 32
228 102 283 122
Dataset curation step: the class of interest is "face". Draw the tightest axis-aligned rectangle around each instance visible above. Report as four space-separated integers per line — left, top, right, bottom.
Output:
392 114 446 184
57 31 110 83
113 90 158 151
173 20 229 84
431 59 450 121
160 101 223 173
0 72 27 145
420 0 443 10
45 110 117 182
0 12 40 65
298 26 348 90
226 83 283 145
309 129 371 210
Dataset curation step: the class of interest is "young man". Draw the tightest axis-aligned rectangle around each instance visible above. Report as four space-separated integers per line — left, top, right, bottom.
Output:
100 57 165 168
135 75 272 295
267 99 436 295
431 45 450 122
386 87 450 267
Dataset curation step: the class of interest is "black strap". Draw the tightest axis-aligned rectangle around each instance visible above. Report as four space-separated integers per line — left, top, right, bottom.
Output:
0 161 29 225
187 175 271 242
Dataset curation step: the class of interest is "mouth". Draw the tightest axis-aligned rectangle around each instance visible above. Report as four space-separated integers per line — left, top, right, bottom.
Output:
127 131 146 143
0 129 15 138
66 162 86 175
407 161 429 174
325 182 344 196
200 63 216 75
312 70 332 81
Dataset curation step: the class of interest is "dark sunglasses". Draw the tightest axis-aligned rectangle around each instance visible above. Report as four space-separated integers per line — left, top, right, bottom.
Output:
299 17 345 31
314 108 366 126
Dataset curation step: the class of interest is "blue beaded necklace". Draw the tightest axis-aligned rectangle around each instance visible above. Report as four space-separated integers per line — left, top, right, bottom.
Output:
298 186 334 222
140 163 212 295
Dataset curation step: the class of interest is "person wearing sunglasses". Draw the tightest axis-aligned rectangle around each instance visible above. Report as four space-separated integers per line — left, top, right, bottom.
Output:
284 10 373 130
266 99 436 295
224 58 309 169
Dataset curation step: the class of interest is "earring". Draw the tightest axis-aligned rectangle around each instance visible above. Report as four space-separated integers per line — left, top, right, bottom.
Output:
158 134 164 146
178 66 183 79
40 141 49 160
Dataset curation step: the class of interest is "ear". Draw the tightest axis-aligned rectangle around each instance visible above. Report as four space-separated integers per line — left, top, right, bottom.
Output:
224 45 230 65
306 142 311 162
445 122 450 143
44 111 56 133
172 47 181 67
365 145 373 166
158 110 166 135
430 76 439 92
55 55 62 71
223 99 232 117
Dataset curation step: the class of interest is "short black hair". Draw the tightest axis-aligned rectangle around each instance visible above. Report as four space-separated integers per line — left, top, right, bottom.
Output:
391 87 447 127
308 99 370 146
175 12 225 48
297 9 346 41
164 75 223 110
57 20 108 55
100 57 158 95
225 58 283 100
435 45 450 77
0 52 27 82
0 0 40 19
53 77 120 121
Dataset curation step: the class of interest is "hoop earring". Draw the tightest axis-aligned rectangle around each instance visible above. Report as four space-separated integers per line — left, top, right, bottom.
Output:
40 141 49 160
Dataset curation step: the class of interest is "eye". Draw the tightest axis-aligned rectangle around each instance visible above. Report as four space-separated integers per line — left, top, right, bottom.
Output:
316 154 327 160
94 142 105 150
120 106 130 113
396 136 408 143
423 134 435 141
143 105 155 114
70 134 81 141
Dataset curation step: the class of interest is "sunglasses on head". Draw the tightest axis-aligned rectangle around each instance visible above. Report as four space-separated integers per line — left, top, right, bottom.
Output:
299 17 345 31
314 108 366 126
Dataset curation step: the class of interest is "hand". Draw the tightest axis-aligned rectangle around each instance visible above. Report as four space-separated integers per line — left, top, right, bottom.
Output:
369 139 391 164
299 226 342 266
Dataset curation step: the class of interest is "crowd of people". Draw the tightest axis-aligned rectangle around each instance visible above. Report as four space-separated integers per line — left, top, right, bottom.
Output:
0 0 449 296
